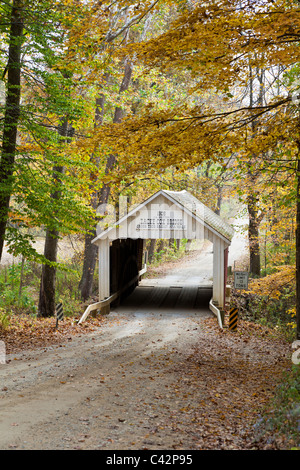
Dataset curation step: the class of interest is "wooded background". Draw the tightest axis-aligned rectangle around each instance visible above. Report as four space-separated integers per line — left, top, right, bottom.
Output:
0 0 299 339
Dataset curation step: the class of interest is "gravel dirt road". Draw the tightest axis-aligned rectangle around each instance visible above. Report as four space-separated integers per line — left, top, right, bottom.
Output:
0 292 290 451
0 229 291 451
0 283 216 450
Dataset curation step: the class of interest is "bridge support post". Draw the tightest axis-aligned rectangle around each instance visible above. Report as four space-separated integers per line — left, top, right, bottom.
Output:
98 238 110 314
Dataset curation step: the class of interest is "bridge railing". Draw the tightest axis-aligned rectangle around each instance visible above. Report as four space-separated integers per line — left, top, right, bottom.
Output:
209 298 224 329
78 265 147 324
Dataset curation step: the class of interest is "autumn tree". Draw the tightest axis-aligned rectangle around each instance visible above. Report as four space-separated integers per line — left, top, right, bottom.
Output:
1 1 95 316
0 0 23 260
85 0 300 338
79 57 134 301
71 1 179 300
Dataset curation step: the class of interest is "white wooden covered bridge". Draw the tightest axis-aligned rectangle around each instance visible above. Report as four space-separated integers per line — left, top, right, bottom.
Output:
79 190 234 326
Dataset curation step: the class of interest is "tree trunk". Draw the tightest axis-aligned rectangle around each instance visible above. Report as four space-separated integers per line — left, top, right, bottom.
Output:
78 8 154 301
246 64 264 277
79 60 133 300
38 120 69 317
78 227 98 301
148 239 156 263
247 192 261 276
0 0 23 260
296 147 300 340
215 185 222 215
78 91 106 301
38 225 60 317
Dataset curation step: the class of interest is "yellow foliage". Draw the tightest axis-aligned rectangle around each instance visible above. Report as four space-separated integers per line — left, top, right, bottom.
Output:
248 265 295 300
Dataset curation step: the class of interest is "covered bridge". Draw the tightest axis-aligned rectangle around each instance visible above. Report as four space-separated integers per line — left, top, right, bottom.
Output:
79 190 234 325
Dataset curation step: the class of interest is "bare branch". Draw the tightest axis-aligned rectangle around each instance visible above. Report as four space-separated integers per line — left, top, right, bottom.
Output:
104 0 160 43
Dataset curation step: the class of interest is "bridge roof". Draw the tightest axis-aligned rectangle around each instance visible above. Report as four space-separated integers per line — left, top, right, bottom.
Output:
163 190 234 241
92 189 234 244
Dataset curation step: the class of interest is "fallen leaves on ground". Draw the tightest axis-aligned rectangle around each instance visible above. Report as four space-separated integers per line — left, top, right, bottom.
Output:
0 314 110 355
163 317 294 450
0 310 296 450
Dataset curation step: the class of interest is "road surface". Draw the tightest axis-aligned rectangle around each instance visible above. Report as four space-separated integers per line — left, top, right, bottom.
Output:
0 215 256 450
0 242 220 450
0 287 213 450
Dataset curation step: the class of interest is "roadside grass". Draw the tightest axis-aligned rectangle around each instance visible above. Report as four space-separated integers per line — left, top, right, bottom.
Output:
251 365 300 449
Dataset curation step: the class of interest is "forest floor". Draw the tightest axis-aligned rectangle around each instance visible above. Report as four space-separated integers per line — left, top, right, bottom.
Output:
0 249 296 451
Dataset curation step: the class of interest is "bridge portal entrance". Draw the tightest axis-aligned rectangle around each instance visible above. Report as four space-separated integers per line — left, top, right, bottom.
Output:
78 190 234 326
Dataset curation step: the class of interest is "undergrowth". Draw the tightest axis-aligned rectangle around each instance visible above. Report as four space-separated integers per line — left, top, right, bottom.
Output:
252 365 300 449
0 259 89 320
230 273 299 449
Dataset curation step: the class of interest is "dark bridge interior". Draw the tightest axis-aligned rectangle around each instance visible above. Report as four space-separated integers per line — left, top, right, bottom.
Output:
116 285 213 314
109 238 212 314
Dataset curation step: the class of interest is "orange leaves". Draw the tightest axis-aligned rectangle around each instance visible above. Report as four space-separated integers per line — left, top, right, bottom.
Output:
164 315 290 449
248 265 295 300
136 0 300 76
0 314 109 355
